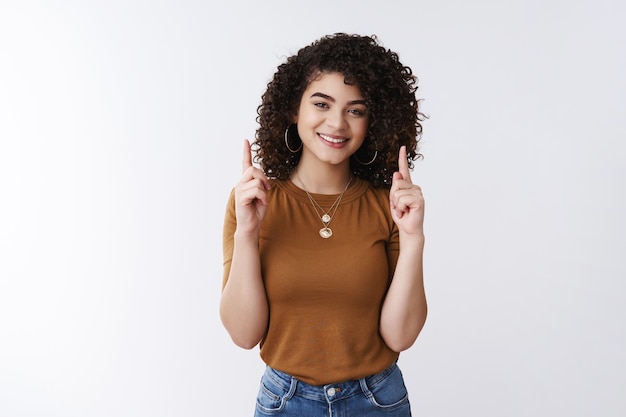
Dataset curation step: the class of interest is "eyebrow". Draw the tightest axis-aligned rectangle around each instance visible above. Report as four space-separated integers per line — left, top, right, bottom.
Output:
310 92 367 106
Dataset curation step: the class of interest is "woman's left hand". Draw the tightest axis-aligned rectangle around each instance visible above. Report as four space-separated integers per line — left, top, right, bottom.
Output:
389 146 425 235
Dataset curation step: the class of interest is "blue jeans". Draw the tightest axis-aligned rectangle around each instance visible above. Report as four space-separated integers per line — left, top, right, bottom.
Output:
254 363 412 417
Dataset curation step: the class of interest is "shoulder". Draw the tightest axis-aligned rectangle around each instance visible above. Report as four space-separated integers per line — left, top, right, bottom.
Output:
344 178 392 218
360 179 390 203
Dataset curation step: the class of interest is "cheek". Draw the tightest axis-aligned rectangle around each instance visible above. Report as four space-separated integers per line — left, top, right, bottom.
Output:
354 119 369 139
295 108 317 126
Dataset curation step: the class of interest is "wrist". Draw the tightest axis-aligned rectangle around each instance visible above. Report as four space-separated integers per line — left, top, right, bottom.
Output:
234 229 260 244
399 231 425 250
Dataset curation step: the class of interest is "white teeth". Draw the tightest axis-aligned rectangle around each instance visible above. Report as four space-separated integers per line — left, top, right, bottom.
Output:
319 134 347 143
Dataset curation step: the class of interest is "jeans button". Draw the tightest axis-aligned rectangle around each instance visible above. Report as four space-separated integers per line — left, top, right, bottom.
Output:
327 387 336 396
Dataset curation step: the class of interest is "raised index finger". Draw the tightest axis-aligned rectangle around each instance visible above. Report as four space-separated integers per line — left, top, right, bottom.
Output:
398 145 412 182
242 139 253 174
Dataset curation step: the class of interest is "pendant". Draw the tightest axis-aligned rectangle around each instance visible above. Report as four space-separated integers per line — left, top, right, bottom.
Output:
319 227 333 239
321 214 331 223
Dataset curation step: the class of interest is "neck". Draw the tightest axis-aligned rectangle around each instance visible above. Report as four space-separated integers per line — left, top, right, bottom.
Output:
291 160 352 194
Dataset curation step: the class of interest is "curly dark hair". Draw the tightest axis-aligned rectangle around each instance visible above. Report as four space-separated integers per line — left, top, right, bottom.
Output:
254 33 426 188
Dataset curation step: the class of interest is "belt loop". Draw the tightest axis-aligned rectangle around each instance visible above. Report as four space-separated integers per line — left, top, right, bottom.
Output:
359 376 373 399
285 375 298 400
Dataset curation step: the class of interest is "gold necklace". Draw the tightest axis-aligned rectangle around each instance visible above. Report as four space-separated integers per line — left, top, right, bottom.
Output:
296 173 353 239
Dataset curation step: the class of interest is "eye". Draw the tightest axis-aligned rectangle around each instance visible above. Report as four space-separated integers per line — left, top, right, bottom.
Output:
314 102 329 109
348 108 366 117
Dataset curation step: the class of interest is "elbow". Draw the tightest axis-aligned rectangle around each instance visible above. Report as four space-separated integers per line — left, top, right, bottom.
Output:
219 308 264 350
382 311 428 353
221 321 263 350
385 334 418 353
230 335 260 350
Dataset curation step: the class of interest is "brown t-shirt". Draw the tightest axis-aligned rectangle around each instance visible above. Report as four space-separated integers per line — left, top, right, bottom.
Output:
222 177 400 386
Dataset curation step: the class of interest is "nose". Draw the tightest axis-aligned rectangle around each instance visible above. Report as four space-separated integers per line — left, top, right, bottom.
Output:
326 108 348 130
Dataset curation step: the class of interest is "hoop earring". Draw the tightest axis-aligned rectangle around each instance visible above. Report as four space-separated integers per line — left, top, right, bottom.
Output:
284 124 302 153
354 149 378 165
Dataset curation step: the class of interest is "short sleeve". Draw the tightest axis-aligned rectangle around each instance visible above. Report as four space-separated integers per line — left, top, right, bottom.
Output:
386 219 400 283
222 188 236 290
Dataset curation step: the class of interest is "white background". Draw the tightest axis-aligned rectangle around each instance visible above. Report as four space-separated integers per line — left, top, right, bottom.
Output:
1 0 625 416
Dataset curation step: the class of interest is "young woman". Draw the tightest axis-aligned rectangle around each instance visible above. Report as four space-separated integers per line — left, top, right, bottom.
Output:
220 33 427 417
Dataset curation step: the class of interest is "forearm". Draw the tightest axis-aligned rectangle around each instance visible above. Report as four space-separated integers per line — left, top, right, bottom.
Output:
219 231 269 349
380 233 427 352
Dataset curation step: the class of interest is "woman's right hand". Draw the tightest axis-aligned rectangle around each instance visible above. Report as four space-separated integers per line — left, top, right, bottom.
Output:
234 139 271 236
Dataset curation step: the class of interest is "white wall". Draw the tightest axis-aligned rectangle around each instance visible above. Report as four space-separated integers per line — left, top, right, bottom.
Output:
1 1 624 416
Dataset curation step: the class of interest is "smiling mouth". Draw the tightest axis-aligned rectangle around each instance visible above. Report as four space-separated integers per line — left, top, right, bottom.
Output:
318 133 348 144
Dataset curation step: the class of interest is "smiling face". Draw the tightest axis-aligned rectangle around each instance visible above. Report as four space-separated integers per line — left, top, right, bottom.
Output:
294 72 369 170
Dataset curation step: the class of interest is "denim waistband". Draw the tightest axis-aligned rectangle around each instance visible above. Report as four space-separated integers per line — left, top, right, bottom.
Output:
263 363 399 403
